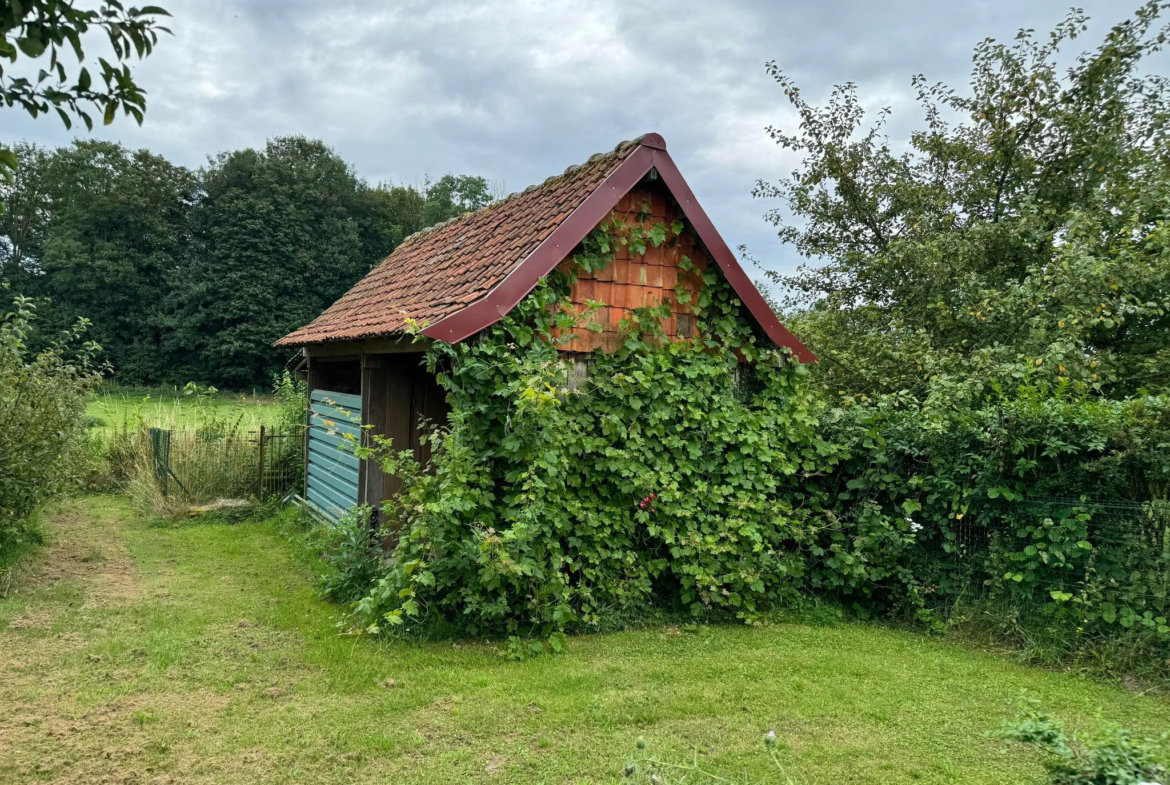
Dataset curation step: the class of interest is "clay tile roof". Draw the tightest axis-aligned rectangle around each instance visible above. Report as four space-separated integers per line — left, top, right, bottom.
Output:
277 133 817 363
275 137 647 348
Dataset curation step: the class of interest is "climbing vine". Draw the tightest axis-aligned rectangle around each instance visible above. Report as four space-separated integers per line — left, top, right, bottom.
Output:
353 212 835 638
330 210 1169 663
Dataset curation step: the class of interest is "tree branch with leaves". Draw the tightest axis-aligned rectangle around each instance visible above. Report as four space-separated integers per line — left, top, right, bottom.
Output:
0 0 170 188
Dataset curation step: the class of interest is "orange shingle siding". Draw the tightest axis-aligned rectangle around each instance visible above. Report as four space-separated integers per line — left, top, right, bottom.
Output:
553 181 710 353
275 140 644 347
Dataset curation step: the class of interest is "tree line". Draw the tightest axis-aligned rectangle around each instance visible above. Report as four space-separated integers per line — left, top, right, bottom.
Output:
0 136 493 389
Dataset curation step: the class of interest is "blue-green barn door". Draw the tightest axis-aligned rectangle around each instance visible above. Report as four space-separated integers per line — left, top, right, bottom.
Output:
305 388 362 519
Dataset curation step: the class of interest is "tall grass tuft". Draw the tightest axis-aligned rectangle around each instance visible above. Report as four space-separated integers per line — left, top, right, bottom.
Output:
103 381 305 520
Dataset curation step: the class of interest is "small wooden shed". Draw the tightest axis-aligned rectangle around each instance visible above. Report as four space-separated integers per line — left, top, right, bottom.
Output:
276 133 815 520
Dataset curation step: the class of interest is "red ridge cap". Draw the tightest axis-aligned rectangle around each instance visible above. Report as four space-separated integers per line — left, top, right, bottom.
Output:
639 133 666 150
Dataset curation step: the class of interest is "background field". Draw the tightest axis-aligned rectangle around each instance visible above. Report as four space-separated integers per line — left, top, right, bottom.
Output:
86 386 285 435
2 497 1168 784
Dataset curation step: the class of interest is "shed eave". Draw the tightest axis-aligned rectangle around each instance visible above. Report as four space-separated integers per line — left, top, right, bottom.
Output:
297 333 424 357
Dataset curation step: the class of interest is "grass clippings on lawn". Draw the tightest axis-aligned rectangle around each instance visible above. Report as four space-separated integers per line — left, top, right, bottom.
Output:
2 496 1168 784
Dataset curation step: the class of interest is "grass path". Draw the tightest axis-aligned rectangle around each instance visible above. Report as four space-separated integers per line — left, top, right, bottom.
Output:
2 497 1169 784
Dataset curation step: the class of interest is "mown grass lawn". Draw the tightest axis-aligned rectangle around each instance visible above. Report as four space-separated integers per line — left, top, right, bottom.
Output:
2 497 1168 784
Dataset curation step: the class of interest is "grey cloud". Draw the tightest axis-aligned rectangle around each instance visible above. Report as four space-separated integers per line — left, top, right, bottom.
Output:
0 0 1140 290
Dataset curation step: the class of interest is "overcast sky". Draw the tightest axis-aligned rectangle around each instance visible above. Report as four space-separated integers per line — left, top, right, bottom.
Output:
0 0 1139 290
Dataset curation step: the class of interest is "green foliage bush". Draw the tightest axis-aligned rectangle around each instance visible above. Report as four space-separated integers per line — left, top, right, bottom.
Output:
300 505 387 604
814 386 1170 653
0 287 101 555
739 2 1170 667
354 218 831 636
996 698 1168 784
340 282 1170 649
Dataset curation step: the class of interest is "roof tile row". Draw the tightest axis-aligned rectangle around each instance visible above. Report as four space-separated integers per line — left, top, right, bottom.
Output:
277 139 644 347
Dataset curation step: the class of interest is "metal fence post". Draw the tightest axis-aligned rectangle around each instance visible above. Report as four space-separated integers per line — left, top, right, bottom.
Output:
257 424 267 498
149 427 172 497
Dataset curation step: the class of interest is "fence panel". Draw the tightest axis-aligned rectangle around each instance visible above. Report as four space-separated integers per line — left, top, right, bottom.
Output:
948 497 1170 622
145 424 304 506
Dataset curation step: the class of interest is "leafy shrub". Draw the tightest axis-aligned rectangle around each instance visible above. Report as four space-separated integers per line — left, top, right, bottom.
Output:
0 288 102 557
348 314 1170 651
304 505 386 604
0 507 42 597
737 3 1170 665
354 218 832 637
332 291 1170 664
816 386 1170 652
996 699 1168 784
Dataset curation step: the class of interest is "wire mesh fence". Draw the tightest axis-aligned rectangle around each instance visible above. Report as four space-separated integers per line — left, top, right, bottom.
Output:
139 424 304 507
942 497 1170 625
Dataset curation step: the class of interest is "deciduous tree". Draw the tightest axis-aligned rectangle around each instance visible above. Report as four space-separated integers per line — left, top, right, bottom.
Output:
2 140 194 381
757 3 1170 401
165 137 392 388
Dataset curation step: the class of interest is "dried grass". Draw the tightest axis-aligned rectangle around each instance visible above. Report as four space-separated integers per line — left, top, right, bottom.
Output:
114 421 300 520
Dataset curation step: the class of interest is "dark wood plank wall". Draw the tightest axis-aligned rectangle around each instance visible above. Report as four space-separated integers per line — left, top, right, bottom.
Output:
306 357 362 395
359 352 451 524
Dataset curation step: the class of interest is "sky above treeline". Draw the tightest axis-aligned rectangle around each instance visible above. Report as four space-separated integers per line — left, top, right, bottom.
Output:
0 0 1142 289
